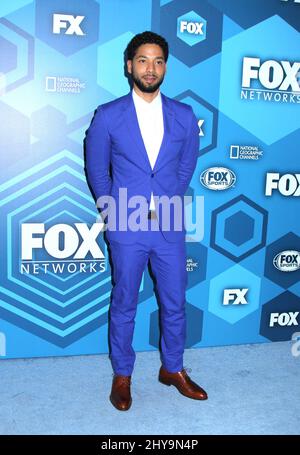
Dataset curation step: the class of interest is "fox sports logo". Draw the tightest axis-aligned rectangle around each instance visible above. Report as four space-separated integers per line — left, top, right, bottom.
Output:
200 167 236 191
273 250 300 272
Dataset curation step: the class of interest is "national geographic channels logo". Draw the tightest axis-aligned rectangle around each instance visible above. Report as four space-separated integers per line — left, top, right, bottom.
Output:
230 145 263 161
20 223 106 275
241 57 300 103
45 76 85 94
186 257 198 272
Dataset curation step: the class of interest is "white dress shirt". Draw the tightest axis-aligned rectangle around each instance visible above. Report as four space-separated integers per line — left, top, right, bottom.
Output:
132 88 164 211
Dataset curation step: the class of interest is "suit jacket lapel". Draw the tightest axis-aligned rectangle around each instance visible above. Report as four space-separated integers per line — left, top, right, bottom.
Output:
123 90 175 173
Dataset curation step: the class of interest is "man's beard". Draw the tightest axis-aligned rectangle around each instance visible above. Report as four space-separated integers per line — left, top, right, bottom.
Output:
131 70 165 93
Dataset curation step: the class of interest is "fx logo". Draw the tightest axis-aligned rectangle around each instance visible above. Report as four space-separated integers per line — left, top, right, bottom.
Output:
223 289 248 305
53 14 85 35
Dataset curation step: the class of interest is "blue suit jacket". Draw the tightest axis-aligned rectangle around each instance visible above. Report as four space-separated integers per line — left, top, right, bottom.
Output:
85 90 199 244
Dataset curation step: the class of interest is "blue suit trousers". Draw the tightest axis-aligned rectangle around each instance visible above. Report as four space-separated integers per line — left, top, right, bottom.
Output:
107 216 188 375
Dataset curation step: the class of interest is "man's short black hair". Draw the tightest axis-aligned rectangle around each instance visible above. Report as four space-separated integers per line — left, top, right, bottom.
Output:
125 31 169 62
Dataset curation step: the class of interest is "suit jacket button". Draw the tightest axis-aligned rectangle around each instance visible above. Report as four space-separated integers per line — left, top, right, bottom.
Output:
151 173 154 177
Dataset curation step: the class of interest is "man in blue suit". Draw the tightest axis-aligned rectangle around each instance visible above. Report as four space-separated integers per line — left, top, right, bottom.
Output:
85 31 207 411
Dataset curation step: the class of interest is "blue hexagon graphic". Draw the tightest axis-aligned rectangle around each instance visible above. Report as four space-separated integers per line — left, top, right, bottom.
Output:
0 18 34 93
209 264 261 324
0 152 108 346
0 152 108 341
224 211 255 247
0 36 17 73
176 90 218 155
0 150 156 347
211 195 268 262
0 102 30 170
219 15 300 145
160 0 223 67
177 11 207 46
35 0 99 56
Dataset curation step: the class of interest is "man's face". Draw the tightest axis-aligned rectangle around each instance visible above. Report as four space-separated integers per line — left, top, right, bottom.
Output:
127 43 167 93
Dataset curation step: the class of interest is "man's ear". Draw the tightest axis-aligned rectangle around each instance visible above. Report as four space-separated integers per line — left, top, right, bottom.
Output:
127 60 132 74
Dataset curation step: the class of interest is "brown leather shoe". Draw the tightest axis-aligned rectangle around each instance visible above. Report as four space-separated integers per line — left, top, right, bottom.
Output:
109 374 132 411
159 366 208 400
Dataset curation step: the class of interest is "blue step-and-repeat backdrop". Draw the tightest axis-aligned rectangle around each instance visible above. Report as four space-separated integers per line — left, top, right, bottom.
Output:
0 0 299 359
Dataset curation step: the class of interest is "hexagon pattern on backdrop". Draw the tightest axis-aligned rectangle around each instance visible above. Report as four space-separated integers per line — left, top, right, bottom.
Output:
0 0 299 359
